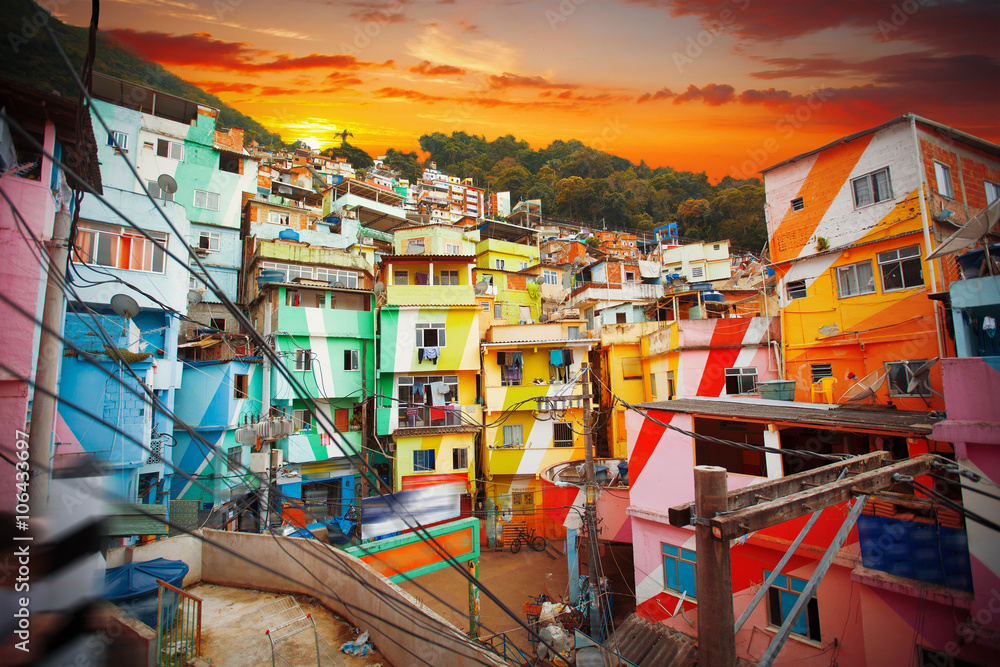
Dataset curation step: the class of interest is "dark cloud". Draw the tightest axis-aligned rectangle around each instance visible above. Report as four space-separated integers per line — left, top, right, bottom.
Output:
106 29 391 71
637 87 675 103
673 83 736 105
409 60 466 76
487 72 578 90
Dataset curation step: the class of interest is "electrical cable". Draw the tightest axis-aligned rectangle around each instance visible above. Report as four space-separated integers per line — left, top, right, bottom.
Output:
894 475 1000 534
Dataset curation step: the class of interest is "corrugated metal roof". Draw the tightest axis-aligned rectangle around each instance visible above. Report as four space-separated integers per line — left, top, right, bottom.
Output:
607 614 698 666
638 397 936 435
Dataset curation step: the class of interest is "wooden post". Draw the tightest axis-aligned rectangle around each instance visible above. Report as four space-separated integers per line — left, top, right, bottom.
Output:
468 558 481 637
695 465 735 667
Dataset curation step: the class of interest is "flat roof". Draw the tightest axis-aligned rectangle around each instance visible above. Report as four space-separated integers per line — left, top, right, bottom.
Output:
382 254 477 263
326 178 404 205
638 396 936 435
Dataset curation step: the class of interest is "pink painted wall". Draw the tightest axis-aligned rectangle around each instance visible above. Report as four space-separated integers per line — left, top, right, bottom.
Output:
0 173 56 512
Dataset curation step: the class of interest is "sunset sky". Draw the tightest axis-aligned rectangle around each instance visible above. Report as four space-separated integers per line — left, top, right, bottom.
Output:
57 0 1000 181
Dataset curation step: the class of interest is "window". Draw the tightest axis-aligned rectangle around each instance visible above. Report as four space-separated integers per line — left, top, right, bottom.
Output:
262 262 315 284
791 197 804 211
233 374 248 399
226 446 242 474
495 258 505 270
543 269 558 285
321 269 359 288
567 326 580 339
156 138 184 160
502 424 523 447
293 409 312 431
445 242 460 254
667 371 676 400
314 292 326 308
334 408 349 431
519 305 532 323
285 289 301 307
986 181 1000 204
713 243 721 250
268 210 290 225
810 363 833 383
210 318 226 331
786 279 807 300
74 222 167 273
415 322 446 348
553 423 573 448
886 360 932 397
520 261 528 270
406 238 425 254
494 304 503 319
194 190 220 211
616 312 627 324
198 231 220 251
147 179 173 201
480 301 490 311
691 266 704 279
725 367 757 394
852 168 892 208
452 448 468 469
622 357 642 379
107 130 128 152
413 449 435 472
934 161 953 198
394 270 409 285
878 245 924 291
662 544 697 599
625 271 636 282
499 351 523 386
436 270 459 285
294 349 312 371
766 571 821 642
650 373 658 399
344 349 359 371
835 260 875 298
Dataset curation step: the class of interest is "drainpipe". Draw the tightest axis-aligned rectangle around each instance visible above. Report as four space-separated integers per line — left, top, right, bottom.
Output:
909 115 946 359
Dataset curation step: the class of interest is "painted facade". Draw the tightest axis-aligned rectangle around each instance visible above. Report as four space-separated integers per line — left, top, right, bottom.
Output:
763 115 1000 407
659 239 732 282
624 399 984 666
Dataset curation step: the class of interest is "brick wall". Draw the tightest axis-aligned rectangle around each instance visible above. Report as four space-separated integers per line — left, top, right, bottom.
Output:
214 127 245 153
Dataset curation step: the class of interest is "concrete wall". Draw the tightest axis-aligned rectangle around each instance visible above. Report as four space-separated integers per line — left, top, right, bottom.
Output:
199 529 506 667
106 534 204 587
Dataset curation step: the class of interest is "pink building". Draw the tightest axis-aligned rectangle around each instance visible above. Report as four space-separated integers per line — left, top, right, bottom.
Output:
0 81 101 510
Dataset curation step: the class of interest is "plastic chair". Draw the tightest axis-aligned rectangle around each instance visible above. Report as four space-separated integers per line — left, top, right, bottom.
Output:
810 376 837 403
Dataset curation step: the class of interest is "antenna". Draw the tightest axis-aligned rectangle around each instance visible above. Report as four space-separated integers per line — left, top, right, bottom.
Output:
906 357 939 395
187 290 202 306
840 369 887 403
156 174 178 195
110 294 140 319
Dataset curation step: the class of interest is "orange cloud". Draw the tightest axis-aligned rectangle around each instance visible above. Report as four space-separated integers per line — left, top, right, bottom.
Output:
409 60 466 76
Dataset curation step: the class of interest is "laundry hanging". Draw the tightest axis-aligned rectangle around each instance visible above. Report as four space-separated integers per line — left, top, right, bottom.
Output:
422 346 440 364
549 349 564 366
563 348 574 365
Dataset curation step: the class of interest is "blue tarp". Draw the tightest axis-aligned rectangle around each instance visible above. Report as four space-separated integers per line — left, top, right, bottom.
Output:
104 558 189 628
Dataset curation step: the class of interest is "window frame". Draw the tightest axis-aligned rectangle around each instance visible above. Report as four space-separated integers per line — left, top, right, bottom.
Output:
786 279 807 300
445 242 460 254
691 266 704 279
344 349 360 371
73 221 167 274
494 304 503 319
393 269 409 285
543 269 558 285
553 422 574 448
413 449 436 472
294 349 313 372
790 197 804 211
194 189 221 211
146 179 174 201
878 244 924 292
156 138 184 160
986 180 1000 205
268 210 290 226
415 322 447 348
436 270 460 286
851 167 893 208
452 447 468 470
885 359 933 397
293 408 312 431
233 373 248 399
502 424 523 447
226 446 242 474
765 570 822 643
495 258 505 270
934 161 954 198
662 544 697 599
724 367 758 395
198 230 221 252
107 130 128 152
835 260 875 298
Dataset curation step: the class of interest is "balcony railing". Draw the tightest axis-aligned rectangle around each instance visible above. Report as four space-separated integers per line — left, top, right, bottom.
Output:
398 404 477 428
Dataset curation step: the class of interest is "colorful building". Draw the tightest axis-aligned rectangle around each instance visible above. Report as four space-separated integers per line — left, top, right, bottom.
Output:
376 225 482 502
762 114 1000 407
479 320 596 540
659 239 732 283
596 231 639 260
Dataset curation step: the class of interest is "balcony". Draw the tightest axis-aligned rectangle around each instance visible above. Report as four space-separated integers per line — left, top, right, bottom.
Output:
566 281 666 307
396 404 478 429
385 284 475 306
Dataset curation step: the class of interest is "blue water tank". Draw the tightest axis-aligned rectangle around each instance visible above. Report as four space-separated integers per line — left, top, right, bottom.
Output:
256 269 285 289
278 228 300 241
701 291 725 302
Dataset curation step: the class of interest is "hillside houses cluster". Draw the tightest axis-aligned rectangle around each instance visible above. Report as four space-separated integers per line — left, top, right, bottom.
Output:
3 72 1000 666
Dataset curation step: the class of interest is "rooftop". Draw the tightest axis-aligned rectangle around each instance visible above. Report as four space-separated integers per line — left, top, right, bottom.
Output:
638 396 937 435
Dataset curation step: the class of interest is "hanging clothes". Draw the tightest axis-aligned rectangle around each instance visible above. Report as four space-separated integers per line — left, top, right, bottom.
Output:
549 349 564 366
412 382 425 398
511 351 523 371
498 351 509 366
415 272 429 285
430 381 448 406
563 348 574 365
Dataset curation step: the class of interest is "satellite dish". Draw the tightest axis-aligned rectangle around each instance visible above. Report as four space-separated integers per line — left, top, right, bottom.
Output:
374 281 385 295
538 312 548 323
573 256 583 266
333 280 346 289
906 357 939 395
110 293 140 319
187 290 202 306
561 272 573 288
840 369 887 403
156 174 178 195
474 281 488 294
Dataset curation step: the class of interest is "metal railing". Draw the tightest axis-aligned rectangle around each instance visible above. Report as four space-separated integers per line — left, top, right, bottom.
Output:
398 404 471 428
156 579 202 667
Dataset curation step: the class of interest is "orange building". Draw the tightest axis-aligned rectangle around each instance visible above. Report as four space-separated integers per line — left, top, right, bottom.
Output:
762 114 1000 409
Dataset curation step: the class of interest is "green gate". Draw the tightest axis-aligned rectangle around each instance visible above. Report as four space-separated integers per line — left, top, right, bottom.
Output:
156 579 202 667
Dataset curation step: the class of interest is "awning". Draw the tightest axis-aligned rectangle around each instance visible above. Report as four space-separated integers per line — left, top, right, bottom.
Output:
926 199 1000 260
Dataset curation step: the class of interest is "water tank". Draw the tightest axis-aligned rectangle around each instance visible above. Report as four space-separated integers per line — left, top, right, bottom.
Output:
278 228 300 241
701 291 725 302
256 270 285 289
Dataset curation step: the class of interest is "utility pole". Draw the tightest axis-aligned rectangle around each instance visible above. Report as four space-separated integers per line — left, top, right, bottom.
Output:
28 210 72 515
581 362 602 639
260 301 272 532
694 465 735 667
